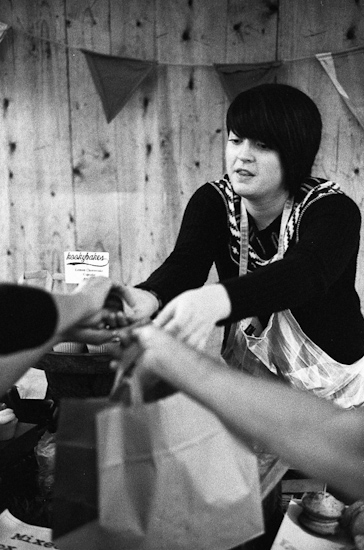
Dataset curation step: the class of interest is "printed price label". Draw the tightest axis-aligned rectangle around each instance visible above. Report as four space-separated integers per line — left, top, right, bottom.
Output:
64 251 109 283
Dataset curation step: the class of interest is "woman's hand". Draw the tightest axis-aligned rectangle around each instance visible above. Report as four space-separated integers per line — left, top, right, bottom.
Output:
109 286 160 327
153 284 231 350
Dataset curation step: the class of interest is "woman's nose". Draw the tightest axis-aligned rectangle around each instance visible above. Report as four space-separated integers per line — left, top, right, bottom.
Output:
237 139 254 161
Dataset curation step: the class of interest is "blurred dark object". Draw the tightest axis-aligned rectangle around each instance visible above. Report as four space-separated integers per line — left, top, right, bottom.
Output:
35 431 56 498
3 386 57 430
104 285 124 311
35 352 115 403
46 371 114 402
0 388 56 527
52 397 110 538
35 351 113 374
0 422 48 524
0 447 49 525
0 422 39 471
144 378 176 403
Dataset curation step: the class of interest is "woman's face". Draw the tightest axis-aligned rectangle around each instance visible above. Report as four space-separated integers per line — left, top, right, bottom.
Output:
225 132 286 202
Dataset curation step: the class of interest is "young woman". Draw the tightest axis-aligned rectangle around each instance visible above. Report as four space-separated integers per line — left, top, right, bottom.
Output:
119 83 364 408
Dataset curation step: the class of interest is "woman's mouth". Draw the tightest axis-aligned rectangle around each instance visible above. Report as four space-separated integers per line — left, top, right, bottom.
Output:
235 168 254 178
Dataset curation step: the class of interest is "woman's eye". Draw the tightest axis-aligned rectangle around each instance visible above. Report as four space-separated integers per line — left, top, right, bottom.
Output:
255 141 268 149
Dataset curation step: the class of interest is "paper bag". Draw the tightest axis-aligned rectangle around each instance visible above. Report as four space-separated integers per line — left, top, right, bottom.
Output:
52 397 110 539
96 391 264 550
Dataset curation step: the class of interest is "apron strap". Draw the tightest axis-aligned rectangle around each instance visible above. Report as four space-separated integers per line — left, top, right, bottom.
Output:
239 197 294 276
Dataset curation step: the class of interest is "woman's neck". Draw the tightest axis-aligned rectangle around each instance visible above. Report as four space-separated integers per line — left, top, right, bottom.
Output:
243 191 290 230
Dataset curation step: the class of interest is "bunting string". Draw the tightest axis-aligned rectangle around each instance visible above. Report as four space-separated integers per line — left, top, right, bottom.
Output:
2 22 364 66
2 21 364 128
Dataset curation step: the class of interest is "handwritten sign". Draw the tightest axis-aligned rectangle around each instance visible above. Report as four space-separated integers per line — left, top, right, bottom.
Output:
64 251 109 283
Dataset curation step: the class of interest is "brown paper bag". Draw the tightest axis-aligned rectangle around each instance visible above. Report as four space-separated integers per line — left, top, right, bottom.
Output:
96 390 264 550
52 397 110 539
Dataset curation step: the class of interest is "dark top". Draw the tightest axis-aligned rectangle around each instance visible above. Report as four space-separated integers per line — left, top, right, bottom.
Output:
138 181 364 364
0 284 58 353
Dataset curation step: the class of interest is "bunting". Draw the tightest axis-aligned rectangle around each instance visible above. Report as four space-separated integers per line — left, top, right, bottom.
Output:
2 19 364 129
214 61 283 101
82 50 157 123
0 21 9 43
316 48 364 129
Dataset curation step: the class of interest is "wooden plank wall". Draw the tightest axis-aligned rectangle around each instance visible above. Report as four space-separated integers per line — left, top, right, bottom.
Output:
1 0 364 310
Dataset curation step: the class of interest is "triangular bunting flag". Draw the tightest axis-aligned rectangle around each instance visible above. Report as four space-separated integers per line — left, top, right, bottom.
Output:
316 48 364 129
0 22 9 44
82 50 157 123
214 61 283 101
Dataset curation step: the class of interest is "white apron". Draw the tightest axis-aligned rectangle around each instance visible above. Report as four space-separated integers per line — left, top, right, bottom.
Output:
222 197 364 409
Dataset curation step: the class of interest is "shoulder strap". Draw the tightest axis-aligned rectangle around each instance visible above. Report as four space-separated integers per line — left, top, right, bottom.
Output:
283 179 343 251
209 176 241 265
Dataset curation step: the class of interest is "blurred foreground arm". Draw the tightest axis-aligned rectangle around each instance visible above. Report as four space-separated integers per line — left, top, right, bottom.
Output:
0 277 114 396
127 325 364 502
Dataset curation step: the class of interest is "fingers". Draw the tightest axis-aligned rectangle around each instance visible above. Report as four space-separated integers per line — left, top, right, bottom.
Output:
132 323 159 346
109 326 149 373
105 283 140 312
185 330 209 351
153 301 185 334
153 302 197 342
103 285 157 326
117 284 138 309
154 306 210 351
102 310 130 329
106 318 152 349
152 305 172 327
69 327 120 345
109 324 204 385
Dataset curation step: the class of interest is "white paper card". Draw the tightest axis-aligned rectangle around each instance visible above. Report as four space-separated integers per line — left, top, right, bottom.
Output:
271 500 355 550
0 508 58 548
64 251 109 283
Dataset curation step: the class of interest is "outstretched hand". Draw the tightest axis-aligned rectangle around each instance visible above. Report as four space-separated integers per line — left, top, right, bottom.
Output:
109 323 193 387
101 286 160 329
109 322 221 397
108 284 232 381
60 280 160 346
152 284 231 350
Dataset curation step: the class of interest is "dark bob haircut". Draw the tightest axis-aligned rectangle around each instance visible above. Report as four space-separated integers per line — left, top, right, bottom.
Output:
226 83 322 195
